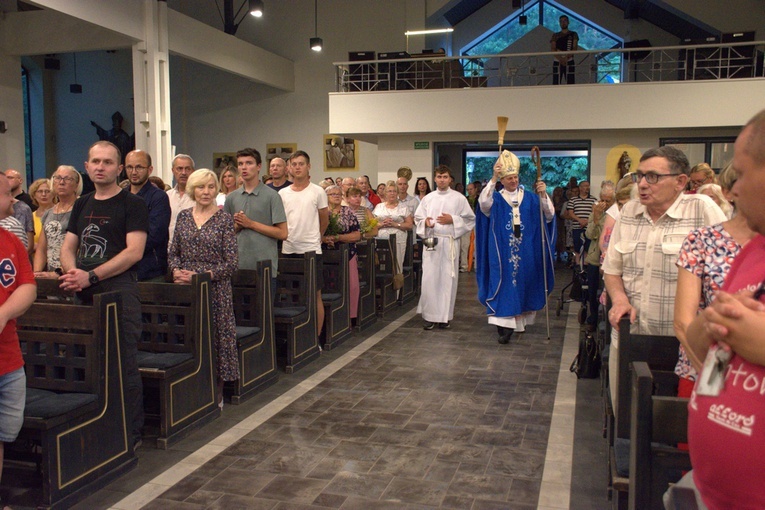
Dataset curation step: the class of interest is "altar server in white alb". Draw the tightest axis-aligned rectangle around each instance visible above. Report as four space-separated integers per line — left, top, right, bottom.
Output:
415 165 476 330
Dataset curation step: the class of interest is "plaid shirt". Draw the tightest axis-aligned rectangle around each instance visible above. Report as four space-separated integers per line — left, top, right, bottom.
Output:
602 193 727 335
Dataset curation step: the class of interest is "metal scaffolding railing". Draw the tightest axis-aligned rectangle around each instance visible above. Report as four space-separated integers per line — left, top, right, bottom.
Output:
334 41 765 92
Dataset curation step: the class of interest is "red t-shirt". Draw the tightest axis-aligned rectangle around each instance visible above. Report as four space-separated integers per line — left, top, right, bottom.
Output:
0 227 35 376
367 191 381 207
688 234 765 509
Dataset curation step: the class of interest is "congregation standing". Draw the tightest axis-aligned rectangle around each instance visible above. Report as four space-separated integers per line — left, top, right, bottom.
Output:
4 109 765 510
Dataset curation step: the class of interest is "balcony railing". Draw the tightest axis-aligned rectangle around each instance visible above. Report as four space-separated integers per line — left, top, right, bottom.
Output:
334 41 765 92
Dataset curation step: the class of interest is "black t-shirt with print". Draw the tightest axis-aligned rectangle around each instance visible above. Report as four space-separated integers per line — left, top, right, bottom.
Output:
67 188 149 273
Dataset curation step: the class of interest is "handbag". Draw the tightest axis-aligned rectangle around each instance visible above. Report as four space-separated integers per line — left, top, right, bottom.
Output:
570 331 601 379
393 273 404 290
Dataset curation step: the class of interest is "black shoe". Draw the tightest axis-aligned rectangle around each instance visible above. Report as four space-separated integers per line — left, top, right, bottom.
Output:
497 326 514 344
423 321 435 330
438 322 451 329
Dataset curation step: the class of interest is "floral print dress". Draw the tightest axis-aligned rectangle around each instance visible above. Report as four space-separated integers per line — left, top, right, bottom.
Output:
169 209 240 381
675 223 742 381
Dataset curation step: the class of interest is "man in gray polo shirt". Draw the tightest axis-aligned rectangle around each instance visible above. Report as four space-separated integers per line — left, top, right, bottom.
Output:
225 148 287 283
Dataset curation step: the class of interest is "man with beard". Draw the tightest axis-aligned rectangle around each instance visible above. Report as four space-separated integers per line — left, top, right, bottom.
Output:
126 150 170 281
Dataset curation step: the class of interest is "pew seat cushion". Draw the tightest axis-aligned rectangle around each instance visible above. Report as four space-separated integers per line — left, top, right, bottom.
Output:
359 282 368 289
137 350 193 370
25 388 98 420
403 265 413 272
614 437 630 477
323 293 342 302
236 326 261 340
273 306 306 319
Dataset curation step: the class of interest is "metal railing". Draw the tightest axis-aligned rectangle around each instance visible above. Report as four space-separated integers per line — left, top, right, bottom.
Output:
334 41 765 92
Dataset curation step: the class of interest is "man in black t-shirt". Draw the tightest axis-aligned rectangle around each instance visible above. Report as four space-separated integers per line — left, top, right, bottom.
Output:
60 141 148 451
550 15 579 85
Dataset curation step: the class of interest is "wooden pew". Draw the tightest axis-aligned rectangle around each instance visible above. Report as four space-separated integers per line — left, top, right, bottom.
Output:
274 252 320 373
609 317 680 509
11 290 137 509
321 243 352 350
375 234 399 317
355 238 377 330
227 261 279 404
629 362 690 510
136 273 220 449
398 229 416 305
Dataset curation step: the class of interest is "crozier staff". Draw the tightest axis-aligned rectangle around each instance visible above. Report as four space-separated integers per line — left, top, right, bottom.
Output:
475 150 556 344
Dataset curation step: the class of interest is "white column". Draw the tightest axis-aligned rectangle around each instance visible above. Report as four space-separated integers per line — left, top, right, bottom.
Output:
133 0 172 184
0 50 26 177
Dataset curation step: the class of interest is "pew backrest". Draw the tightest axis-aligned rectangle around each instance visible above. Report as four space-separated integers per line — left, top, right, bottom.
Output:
136 272 212 358
19 291 120 398
616 316 680 439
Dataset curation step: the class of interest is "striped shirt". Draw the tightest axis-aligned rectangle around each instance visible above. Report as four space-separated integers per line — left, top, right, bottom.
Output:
0 216 28 249
567 195 597 223
602 193 726 335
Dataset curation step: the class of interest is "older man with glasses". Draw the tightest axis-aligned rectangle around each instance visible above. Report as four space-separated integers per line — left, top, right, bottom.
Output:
602 146 727 414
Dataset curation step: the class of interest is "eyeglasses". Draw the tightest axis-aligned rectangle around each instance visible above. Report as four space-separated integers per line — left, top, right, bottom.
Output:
630 172 681 185
52 175 76 183
125 165 148 172
689 179 708 188
326 193 342 197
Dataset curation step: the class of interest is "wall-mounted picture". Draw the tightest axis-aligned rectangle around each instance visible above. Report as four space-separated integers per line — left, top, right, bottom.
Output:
212 152 237 176
266 143 297 162
324 135 358 171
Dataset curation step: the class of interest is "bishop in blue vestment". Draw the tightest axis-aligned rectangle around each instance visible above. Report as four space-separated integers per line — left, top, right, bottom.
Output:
475 150 556 343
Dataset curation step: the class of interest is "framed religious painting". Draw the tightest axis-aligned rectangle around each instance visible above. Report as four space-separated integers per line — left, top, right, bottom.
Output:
266 143 297 162
324 134 358 171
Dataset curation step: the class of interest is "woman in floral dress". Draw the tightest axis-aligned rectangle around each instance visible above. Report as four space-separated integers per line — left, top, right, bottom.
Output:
322 185 361 319
674 164 755 398
168 168 238 406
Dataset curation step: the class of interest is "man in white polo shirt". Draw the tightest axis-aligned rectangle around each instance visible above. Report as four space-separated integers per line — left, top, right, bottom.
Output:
279 151 329 336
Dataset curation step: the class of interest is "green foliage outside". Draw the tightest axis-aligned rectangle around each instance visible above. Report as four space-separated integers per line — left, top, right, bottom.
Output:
466 156 589 192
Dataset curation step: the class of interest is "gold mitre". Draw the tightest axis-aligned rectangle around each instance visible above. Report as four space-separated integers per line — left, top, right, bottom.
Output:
397 166 412 181
496 150 520 179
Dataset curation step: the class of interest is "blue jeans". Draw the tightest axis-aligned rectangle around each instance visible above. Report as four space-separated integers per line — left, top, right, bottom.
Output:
0 367 26 442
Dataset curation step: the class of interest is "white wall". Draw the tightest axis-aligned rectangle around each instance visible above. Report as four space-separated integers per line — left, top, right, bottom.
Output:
180 0 416 182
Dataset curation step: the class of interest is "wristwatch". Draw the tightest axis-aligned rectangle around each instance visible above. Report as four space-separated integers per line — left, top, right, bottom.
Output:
88 270 100 285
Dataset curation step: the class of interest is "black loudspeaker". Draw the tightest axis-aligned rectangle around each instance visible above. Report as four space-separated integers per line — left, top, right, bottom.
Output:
623 39 651 61
680 36 720 80
722 31 755 78
512 0 522 7
378 52 410 91
44 57 60 70
348 51 376 91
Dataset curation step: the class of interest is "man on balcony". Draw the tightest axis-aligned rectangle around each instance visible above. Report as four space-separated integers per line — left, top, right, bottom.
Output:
551 15 578 85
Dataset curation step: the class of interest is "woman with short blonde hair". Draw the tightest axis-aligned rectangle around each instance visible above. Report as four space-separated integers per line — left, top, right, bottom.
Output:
29 178 55 249
373 180 413 274
169 168 238 407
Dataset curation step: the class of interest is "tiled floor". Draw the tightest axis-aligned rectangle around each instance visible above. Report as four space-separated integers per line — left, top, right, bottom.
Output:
5 266 611 509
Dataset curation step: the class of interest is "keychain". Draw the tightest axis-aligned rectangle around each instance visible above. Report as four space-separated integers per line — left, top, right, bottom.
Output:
696 345 732 397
